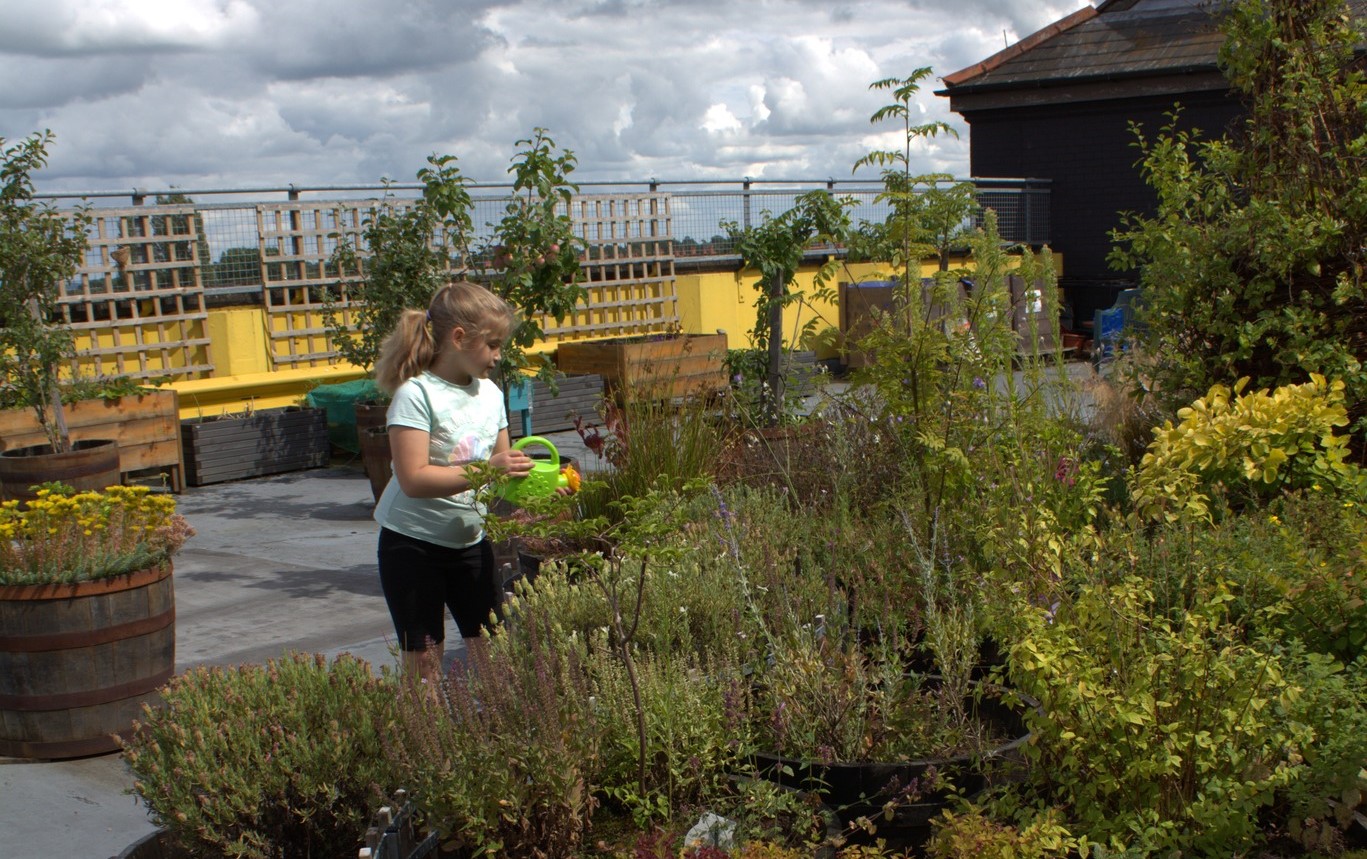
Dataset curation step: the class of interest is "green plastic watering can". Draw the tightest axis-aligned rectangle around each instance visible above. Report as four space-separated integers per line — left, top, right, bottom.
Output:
496 436 571 505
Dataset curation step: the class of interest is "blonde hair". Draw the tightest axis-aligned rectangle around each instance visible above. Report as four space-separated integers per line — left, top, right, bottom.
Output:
374 281 517 393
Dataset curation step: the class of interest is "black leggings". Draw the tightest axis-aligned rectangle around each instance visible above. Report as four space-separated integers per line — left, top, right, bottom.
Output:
377 528 500 650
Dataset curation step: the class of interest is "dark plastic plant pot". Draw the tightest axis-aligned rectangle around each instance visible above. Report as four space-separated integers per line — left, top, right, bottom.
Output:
749 683 1037 850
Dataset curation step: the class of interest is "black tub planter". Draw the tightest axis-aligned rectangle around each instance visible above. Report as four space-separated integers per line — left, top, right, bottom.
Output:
181 407 329 486
751 686 1034 852
116 828 189 859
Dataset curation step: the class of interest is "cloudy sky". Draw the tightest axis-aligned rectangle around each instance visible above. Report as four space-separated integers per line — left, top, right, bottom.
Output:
0 0 1090 195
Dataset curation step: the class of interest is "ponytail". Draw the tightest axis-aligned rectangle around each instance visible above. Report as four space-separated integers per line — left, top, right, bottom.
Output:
373 281 516 394
375 309 435 394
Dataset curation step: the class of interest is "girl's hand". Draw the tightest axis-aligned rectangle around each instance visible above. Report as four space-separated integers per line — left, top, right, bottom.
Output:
488 448 534 478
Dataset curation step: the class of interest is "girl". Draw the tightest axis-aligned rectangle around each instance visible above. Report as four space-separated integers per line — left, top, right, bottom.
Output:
372 280 533 684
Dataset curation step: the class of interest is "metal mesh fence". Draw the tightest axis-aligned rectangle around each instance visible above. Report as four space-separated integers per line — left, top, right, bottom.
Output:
42 178 1050 290
32 178 1049 375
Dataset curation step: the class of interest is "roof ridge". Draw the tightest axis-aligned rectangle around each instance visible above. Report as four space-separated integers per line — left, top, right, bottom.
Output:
942 4 1099 87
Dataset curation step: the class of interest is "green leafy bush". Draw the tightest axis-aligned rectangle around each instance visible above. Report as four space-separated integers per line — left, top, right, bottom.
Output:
589 646 749 825
928 806 1081 859
1109 0 1367 440
383 628 598 859
123 653 396 859
1131 374 1364 522
1010 577 1307 855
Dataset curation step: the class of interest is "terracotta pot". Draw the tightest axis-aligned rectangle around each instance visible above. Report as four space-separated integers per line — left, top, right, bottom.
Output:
355 403 390 503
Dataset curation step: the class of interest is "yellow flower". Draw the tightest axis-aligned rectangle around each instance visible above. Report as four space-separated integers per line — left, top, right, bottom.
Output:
561 464 581 493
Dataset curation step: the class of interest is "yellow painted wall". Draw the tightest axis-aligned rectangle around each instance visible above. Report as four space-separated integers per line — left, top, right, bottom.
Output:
676 255 980 359
206 307 272 376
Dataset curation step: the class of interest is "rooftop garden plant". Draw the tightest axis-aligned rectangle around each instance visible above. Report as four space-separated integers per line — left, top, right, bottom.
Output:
0 131 94 454
1109 0 1367 447
0 483 192 585
323 127 585 403
723 190 854 426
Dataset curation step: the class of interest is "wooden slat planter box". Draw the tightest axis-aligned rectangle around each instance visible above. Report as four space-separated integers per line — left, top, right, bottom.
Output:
181 407 329 486
509 373 605 439
0 390 186 492
787 350 820 396
556 333 728 400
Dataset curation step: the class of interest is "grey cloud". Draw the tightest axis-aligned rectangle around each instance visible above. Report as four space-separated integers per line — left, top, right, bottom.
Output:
5 0 1082 194
239 0 505 81
0 55 150 109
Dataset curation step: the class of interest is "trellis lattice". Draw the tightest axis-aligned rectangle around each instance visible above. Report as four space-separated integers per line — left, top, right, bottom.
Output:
284 192 678 366
257 201 374 368
549 193 677 340
60 206 214 381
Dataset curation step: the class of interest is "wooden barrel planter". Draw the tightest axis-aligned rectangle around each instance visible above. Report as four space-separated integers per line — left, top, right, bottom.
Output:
0 563 176 759
355 403 391 503
0 438 121 502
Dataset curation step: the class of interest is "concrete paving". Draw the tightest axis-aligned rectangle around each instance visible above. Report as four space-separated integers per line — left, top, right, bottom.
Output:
1 427 604 859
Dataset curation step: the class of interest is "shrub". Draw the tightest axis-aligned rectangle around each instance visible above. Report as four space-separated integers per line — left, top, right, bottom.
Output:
123 653 396 859
1131 374 1364 522
1275 648 1367 854
589 646 750 825
384 627 598 858
1010 577 1307 855
928 806 1080 859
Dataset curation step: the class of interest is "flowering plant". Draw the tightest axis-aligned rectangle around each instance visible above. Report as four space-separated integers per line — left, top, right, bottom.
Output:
0 484 194 585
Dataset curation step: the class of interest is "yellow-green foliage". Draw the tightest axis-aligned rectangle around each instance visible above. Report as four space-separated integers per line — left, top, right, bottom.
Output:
1132 374 1363 521
928 806 1081 859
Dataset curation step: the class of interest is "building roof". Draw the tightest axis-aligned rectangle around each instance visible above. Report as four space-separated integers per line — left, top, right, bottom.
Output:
942 0 1223 95
942 0 1367 101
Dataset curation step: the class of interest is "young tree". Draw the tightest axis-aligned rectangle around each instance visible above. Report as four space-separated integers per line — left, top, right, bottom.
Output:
0 131 92 452
852 70 975 277
1110 0 1367 449
724 190 854 426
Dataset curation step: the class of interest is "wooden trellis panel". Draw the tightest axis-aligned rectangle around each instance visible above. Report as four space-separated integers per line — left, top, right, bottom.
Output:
59 206 214 381
257 201 375 368
257 192 676 366
554 194 677 340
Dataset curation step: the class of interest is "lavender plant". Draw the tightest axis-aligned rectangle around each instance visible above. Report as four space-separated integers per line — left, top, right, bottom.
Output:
123 653 396 859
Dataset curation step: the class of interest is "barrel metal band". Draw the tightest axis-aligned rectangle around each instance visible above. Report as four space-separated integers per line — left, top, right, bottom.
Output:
0 666 175 710
0 606 174 652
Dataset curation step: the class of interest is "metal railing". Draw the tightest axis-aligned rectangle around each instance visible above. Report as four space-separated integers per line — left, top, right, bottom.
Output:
37 178 1049 296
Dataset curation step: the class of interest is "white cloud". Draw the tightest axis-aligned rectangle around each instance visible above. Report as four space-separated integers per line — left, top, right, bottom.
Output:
1 0 1094 192
0 0 259 55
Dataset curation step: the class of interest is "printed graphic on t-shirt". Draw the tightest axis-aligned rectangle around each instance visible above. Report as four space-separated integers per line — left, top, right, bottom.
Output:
448 433 489 466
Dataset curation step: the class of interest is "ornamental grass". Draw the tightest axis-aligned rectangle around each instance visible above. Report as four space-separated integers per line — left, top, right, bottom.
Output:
0 484 193 585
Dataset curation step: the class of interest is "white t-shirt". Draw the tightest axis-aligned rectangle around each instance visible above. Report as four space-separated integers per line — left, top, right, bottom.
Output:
372 370 508 548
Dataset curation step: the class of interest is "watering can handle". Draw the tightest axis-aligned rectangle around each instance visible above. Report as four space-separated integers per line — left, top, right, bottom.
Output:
511 435 560 468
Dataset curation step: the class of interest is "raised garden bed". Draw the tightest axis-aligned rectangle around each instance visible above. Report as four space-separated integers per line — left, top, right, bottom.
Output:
556 334 727 400
0 389 185 492
181 407 329 486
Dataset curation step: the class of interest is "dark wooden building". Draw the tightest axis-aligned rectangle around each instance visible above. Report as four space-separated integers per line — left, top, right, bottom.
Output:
939 0 1244 322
